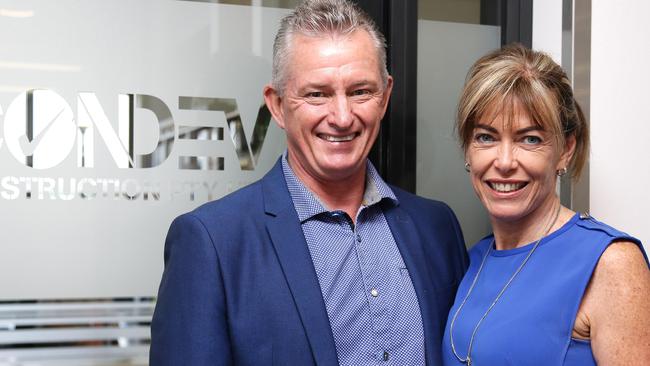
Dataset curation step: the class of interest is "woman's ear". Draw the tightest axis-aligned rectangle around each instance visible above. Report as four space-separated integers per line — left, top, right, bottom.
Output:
558 134 577 171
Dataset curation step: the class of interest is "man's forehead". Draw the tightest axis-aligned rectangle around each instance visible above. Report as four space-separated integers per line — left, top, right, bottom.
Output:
285 31 382 82
290 30 374 54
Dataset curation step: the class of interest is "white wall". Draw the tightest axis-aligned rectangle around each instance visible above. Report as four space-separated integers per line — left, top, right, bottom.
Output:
591 0 650 249
532 0 562 63
534 0 649 250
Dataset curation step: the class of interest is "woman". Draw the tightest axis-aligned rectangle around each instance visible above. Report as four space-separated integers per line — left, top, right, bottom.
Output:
442 44 650 365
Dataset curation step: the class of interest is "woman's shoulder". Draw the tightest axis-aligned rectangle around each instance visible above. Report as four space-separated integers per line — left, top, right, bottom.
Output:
574 213 640 241
598 240 648 271
569 213 647 263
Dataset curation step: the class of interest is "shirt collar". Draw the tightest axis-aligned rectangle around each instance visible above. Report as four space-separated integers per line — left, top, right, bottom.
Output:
281 152 398 223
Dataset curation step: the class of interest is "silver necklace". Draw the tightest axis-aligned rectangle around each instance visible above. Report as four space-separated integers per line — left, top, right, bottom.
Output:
449 203 562 366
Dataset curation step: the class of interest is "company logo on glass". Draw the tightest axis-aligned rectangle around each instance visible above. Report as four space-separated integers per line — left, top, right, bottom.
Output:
0 89 272 171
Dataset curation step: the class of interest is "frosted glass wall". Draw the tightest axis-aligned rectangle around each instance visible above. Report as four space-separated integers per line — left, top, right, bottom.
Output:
0 1 289 300
416 20 500 246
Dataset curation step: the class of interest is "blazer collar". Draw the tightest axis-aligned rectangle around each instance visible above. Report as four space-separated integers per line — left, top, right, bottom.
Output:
261 159 339 366
384 203 439 366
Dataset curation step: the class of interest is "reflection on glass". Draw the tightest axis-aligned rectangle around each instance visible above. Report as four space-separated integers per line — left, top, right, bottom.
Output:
178 96 271 170
179 156 225 170
133 94 175 169
179 126 224 141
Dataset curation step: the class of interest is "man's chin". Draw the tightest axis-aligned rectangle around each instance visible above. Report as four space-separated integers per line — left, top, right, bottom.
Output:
316 162 366 181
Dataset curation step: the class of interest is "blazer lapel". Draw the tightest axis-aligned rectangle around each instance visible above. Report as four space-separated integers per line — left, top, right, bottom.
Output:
384 205 440 366
262 160 339 366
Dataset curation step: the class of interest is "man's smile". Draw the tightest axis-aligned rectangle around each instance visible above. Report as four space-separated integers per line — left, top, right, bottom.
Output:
317 132 359 142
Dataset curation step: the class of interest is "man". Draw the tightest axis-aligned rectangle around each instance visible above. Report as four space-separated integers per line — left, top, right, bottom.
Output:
150 0 467 365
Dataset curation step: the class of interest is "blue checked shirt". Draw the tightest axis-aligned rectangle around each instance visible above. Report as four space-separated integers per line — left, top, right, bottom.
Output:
282 155 425 365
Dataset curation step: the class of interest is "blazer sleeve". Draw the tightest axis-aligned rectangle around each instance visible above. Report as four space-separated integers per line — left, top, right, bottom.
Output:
149 213 232 365
443 202 469 278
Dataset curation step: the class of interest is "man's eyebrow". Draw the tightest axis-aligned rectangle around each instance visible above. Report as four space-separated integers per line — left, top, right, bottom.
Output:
349 80 378 88
299 83 330 90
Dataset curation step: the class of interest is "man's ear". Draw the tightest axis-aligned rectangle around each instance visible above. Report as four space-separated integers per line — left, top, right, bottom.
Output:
379 76 393 118
263 85 285 129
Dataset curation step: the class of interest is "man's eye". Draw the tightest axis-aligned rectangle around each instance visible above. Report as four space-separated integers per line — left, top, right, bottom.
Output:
475 134 494 143
522 136 542 144
351 89 370 96
306 92 325 98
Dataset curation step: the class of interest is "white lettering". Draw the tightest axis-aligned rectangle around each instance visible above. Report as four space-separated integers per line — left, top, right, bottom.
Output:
121 179 141 200
78 178 98 200
58 177 76 200
37 177 56 200
1 176 19 200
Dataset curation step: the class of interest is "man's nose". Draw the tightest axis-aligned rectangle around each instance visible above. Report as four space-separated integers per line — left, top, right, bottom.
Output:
328 94 354 129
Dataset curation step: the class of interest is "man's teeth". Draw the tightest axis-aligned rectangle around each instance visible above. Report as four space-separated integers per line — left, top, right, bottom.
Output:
321 134 355 142
491 182 524 192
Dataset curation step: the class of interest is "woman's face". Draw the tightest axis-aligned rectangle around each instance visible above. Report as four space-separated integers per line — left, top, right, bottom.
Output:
466 102 574 224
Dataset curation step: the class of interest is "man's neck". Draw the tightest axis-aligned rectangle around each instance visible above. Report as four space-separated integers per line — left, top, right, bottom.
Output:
287 158 367 223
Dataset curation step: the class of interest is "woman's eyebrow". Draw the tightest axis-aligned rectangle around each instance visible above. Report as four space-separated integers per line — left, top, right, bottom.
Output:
515 126 544 134
474 123 498 133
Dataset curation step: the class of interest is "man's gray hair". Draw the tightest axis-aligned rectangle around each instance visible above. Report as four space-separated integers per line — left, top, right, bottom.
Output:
271 0 389 95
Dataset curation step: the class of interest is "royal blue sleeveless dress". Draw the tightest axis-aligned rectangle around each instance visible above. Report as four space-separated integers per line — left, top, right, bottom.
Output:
442 213 647 365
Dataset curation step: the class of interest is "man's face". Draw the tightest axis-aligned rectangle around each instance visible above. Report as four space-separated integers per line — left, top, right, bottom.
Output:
265 30 392 185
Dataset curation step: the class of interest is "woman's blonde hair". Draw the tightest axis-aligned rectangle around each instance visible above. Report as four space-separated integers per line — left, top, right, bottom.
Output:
456 43 588 179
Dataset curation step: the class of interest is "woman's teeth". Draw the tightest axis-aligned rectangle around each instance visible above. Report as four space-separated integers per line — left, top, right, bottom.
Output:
490 182 524 192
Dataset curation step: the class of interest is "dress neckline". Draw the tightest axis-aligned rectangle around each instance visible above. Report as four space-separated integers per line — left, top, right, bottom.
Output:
489 213 580 257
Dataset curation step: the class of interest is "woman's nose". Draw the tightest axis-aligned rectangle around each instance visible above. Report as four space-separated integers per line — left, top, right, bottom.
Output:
494 143 518 172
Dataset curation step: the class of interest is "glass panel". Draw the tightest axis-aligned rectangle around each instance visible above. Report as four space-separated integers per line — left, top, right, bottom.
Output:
0 1 290 300
184 0 299 8
416 20 500 246
418 0 481 24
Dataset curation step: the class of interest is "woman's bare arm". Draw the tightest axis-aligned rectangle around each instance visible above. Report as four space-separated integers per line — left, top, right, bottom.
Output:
577 241 650 365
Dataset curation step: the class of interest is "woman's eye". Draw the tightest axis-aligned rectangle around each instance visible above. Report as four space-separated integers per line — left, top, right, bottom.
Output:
475 134 494 143
522 136 542 144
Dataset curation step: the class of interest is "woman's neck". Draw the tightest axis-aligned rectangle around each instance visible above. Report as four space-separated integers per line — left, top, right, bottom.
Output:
491 198 573 250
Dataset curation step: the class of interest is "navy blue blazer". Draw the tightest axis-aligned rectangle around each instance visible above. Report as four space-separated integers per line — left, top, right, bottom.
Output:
150 159 468 365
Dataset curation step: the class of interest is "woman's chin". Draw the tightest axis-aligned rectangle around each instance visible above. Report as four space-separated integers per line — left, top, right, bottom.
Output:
486 209 530 224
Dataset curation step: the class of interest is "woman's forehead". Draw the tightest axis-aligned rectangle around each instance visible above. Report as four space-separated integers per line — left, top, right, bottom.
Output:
476 102 543 131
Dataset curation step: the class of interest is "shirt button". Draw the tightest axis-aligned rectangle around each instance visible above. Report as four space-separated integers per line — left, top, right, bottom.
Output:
356 234 362 242
383 351 389 361
370 288 379 297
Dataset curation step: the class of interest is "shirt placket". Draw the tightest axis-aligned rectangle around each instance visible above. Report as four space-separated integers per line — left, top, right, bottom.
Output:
355 206 395 364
